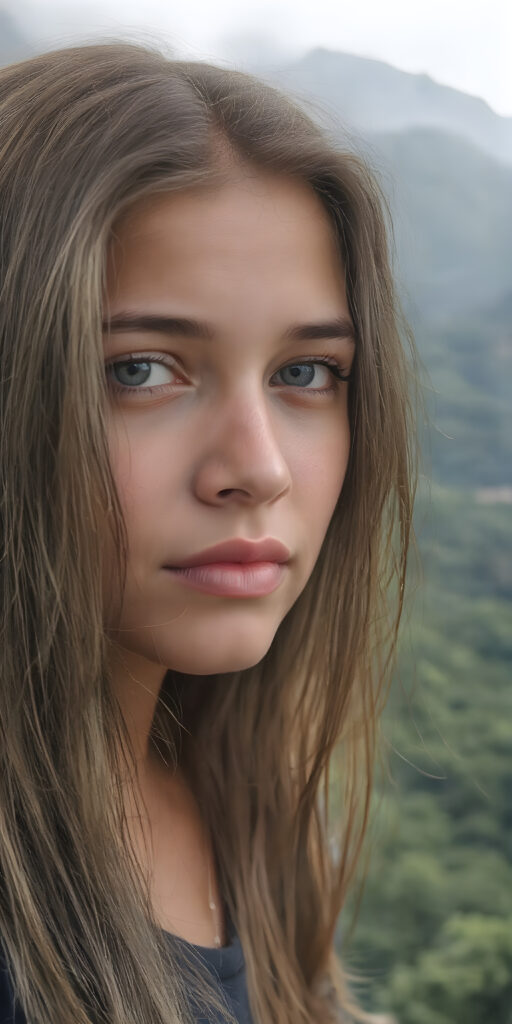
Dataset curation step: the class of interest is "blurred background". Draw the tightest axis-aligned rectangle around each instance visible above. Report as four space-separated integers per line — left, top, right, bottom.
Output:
1 3 511 1020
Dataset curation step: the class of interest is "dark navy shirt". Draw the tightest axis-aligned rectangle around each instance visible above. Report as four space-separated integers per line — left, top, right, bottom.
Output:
167 912 254 1024
0 914 254 1024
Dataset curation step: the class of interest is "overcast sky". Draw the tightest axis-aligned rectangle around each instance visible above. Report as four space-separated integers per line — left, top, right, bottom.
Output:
10 0 512 117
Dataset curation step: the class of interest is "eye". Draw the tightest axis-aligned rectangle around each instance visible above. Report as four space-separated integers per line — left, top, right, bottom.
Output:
273 358 351 394
105 354 182 396
104 353 351 398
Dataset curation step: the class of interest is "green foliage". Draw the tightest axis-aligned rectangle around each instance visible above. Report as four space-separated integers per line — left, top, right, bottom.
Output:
417 300 512 488
329 112 512 1022
338 483 512 1021
385 914 512 1024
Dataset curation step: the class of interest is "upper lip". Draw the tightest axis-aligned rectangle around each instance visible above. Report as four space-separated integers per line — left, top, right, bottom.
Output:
165 538 291 568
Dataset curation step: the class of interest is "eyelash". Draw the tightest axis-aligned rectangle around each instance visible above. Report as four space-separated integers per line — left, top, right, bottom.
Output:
105 352 352 399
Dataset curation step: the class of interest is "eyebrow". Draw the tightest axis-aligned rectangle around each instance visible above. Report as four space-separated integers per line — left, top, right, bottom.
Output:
101 312 356 346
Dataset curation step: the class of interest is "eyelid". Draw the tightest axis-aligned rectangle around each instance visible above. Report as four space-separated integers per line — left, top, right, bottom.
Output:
104 350 350 374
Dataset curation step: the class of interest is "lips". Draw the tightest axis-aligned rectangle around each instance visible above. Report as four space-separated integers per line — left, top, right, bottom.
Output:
165 537 290 569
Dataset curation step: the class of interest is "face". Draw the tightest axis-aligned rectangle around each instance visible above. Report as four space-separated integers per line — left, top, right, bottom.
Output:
102 170 355 680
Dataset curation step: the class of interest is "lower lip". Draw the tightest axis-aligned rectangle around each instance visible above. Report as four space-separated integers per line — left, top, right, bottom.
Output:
164 561 286 597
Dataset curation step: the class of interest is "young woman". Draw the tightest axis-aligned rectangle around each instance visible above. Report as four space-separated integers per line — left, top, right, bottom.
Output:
0 41 417 1024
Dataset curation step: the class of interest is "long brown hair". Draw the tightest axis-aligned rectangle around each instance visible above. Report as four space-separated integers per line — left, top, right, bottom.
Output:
0 42 418 1023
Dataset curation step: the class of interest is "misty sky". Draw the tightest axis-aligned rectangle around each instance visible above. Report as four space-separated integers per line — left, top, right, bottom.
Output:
9 0 512 117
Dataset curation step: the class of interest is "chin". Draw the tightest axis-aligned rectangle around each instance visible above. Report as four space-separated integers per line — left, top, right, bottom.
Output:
168 641 273 676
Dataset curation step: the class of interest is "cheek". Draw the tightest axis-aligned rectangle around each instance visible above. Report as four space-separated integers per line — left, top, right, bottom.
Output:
291 412 350 510
287 424 350 589
102 424 165 585
107 422 169 515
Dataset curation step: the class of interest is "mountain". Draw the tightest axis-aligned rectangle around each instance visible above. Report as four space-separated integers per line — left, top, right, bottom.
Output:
266 48 512 168
363 126 512 320
251 48 512 323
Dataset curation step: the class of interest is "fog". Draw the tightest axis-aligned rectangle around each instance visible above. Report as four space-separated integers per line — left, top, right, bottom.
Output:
5 0 512 116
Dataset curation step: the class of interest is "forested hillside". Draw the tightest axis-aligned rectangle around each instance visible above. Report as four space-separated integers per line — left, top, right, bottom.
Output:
339 134 512 1019
340 481 512 1022
337 151 512 1022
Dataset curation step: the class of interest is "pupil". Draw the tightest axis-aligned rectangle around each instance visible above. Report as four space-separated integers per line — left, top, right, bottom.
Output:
117 360 151 386
284 364 315 385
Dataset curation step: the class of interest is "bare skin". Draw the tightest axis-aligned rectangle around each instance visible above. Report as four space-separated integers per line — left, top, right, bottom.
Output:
103 167 355 946
126 757 226 947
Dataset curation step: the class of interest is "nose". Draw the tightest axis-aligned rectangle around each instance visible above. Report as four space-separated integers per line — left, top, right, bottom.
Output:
192 389 292 507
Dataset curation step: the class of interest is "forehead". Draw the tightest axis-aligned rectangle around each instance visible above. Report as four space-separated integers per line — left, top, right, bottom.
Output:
107 173 344 291
113 170 336 239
